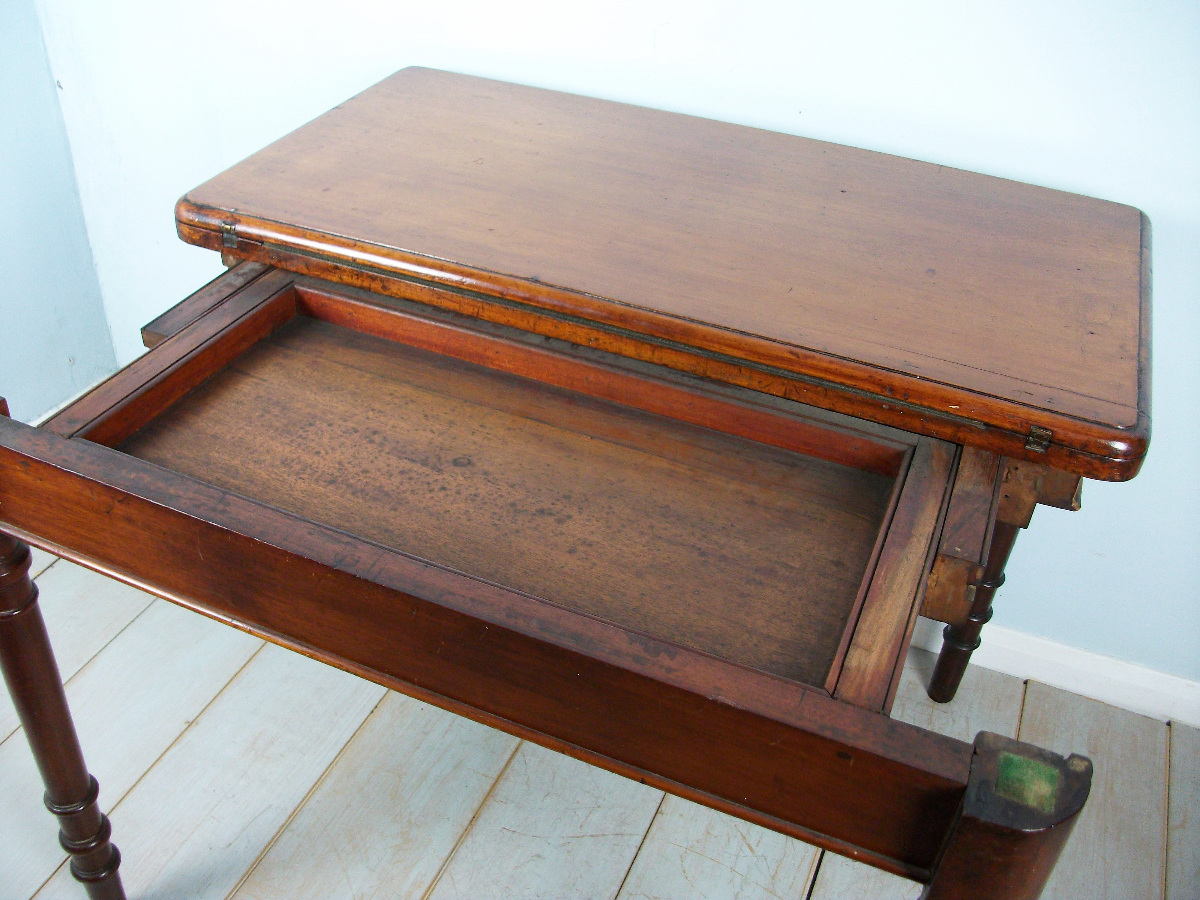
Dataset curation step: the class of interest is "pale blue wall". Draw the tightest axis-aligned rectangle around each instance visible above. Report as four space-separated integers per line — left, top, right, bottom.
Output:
0 0 115 422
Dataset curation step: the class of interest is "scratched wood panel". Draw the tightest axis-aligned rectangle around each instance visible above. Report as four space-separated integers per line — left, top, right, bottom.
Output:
0 561 153 742
181 68 1145 431
1019 682 1168 900
616 794 820 900
121 315 894 688
425 741 662 900
232 691 519 900
809 647 1025 898
1167 723 1199 900
1 599 260 900
32 642 383 900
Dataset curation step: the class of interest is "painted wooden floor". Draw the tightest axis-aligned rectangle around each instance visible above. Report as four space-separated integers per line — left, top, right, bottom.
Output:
3 555 1194 899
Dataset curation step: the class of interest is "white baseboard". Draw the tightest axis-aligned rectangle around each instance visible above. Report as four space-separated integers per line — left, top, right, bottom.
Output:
911 617 1200 728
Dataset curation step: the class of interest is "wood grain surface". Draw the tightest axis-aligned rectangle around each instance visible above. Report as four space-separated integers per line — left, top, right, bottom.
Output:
1018 682 1168 900
178 68 1149 473
120 314 895 687
233 692 519 900
810 647 1027 900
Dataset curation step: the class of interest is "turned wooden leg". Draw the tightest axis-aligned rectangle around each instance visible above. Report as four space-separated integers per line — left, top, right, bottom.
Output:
921 732 1091 900
929 521 1020 703
0 531 125 900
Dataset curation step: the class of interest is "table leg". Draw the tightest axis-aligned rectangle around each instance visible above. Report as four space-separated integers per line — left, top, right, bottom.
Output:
928 522 1020 703
0 531 125 900
921 732 1091 900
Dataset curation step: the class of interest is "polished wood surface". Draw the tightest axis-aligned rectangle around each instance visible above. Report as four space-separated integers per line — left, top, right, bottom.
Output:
120 313 896 687
140 260 269 349
0 267 985 878
176 68 1150 478
0 415 975 878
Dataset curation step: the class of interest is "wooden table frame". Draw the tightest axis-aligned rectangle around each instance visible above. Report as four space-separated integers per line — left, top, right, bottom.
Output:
2 264 1093 900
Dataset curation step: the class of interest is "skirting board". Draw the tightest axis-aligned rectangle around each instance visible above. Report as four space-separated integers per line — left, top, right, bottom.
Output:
911 616 1200 728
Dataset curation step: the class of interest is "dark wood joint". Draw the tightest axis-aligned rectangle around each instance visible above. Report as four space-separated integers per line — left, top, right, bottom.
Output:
920 447 1000 628
998 458 1083 528
922 732 1091 900
928 521 1020 703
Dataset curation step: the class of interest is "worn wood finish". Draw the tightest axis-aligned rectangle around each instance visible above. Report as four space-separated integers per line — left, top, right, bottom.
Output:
929 523 1021 703
833 440 956 711
176 69 1150 478
810 647 1028 900
43 269 297 444
921 732 1092 900
187 244 1144 479
919 555 980 627
118 315 897 688
0 533 125 900
0 415 974 879
5 59 1149 889
139 260 270 349
919 448 1000 629
70 272 945 699
939 448 1001 563
292 281 912 475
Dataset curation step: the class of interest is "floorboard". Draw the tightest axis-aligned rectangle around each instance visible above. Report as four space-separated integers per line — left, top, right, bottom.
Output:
1167 723 1199 900
0 561 153 742
0 598 259 900
32 643 384 900
423 742 663 900
615 794 820 900
29 545 57 579
1019 681 1169 900
232 692 519 900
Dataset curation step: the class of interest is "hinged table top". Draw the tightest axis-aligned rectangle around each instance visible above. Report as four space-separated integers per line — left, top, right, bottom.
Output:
176 68 1149 479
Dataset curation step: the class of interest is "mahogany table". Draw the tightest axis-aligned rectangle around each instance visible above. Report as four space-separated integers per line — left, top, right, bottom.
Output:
0 69 1149 900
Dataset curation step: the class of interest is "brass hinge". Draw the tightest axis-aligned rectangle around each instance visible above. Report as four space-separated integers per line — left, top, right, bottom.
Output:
1025 425 1053 453
220 221 238 248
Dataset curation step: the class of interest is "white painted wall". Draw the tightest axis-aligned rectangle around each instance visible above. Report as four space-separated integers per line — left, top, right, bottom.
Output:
31 1 1199 681
0 0 115 423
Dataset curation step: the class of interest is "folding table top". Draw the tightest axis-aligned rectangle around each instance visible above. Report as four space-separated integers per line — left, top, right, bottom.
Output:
176 67 1150 479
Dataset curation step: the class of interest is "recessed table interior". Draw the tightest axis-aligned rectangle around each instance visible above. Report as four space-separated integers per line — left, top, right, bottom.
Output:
120 312 898 689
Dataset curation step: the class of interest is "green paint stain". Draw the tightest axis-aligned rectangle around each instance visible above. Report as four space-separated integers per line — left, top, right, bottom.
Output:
995 751 1059 815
